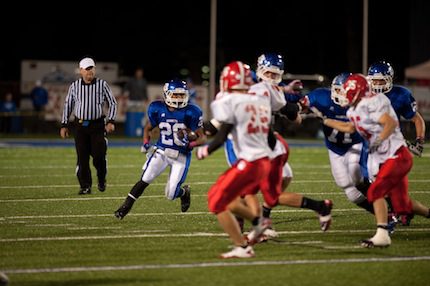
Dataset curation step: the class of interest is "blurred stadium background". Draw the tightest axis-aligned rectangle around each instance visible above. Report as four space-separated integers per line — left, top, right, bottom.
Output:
1 0 430 140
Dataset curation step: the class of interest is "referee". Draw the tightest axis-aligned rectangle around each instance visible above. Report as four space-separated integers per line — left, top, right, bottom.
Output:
60 57 118 195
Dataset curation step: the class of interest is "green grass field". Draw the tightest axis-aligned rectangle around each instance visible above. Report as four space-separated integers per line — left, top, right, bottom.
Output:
1 141 430 286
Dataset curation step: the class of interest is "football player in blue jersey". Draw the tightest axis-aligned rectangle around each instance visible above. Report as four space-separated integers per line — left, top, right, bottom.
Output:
368 61 425 158
115 79 206 219
302 73 375 214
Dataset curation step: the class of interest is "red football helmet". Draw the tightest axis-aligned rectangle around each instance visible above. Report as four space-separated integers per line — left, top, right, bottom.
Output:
341 73 371 107
219 61 254 92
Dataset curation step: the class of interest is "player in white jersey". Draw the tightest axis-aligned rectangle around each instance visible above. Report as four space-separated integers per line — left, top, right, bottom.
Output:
196 61 272 258
251 53 333 236
204 53 333 238
324 73 430 247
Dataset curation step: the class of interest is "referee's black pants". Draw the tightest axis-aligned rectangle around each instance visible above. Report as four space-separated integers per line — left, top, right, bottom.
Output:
74 119 107 189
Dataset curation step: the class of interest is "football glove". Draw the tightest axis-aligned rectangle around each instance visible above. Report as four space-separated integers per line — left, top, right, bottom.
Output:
140 142 152 153
369 137 383 153
196 145 209 160
283 79 303 94
407 137 424 157
177 129 190 147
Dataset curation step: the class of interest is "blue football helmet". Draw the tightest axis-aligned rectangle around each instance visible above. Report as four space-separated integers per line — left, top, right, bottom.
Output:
163 79 189 108
256 53 284 85
367 61 394 93
331 72 352 106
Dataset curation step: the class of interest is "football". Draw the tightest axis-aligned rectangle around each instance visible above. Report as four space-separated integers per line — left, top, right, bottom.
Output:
178 128 198 142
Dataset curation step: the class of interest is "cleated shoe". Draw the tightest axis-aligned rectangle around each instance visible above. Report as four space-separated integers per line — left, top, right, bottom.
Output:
263 227 279 239
220 246 255 259
78 187 91 195
180 185 191 212
246 218 271 245
361 236 391 248
262 218 279 239
361 228 391 248
114 203 132 220
318 199 333 232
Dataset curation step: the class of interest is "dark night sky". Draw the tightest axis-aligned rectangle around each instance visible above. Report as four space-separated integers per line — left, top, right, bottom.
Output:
1 0 429 86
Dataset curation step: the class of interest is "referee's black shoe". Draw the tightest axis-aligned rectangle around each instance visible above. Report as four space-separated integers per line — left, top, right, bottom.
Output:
98 180 106 192
78 187 91 195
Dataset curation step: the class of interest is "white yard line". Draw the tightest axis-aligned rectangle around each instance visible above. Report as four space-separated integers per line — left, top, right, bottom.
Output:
2 228 430 243
1 190 430 203
2 179 430 189
4 256 430 274
1 208 369 220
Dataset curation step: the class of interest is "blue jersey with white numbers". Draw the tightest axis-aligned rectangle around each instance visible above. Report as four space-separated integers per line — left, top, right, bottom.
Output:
385 85 417 120
307 88 363 155
147 100 203 154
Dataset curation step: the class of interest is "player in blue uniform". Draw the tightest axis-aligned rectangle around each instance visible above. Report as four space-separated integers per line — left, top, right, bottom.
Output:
367 61 425 158
115 79 206 219
303 73 375 213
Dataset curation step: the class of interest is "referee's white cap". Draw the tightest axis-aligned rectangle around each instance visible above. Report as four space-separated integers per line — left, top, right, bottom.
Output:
79 57 96 69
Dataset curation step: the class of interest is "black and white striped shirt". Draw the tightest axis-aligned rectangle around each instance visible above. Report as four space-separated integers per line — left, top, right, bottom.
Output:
61 78 117 125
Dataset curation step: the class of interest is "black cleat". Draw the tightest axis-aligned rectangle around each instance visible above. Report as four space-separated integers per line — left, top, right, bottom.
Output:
98 180 106 192
180 185 191 212
78 187 91 195
114 204 132 220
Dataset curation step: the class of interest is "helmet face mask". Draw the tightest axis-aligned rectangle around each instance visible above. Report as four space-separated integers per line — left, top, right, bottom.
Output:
331 72 352 107
342 74 371 106
367 61 394 93
256 53 284 85
163 79 189 108
219 61 253 92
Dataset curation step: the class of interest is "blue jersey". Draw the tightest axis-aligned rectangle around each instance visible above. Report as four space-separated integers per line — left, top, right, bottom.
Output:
147 100 203 154
307 88 363 155
385 85 417 120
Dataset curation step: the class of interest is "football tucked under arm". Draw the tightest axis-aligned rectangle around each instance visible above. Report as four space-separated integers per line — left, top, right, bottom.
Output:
177 128 199 142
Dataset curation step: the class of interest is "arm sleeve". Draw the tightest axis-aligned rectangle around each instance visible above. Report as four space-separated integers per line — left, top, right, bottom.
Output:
207 123 233 154
104 81 117 122
267 128 277 150
61 84 75 126
203 119 220 136
279 102 299 121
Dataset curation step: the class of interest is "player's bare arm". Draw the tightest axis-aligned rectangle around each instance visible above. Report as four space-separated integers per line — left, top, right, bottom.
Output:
323 118 355 133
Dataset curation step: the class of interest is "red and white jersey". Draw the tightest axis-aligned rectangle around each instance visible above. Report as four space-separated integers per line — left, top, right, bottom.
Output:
249 81 286 112
211 91 272 162
250 81 287 159
347 93 406 180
